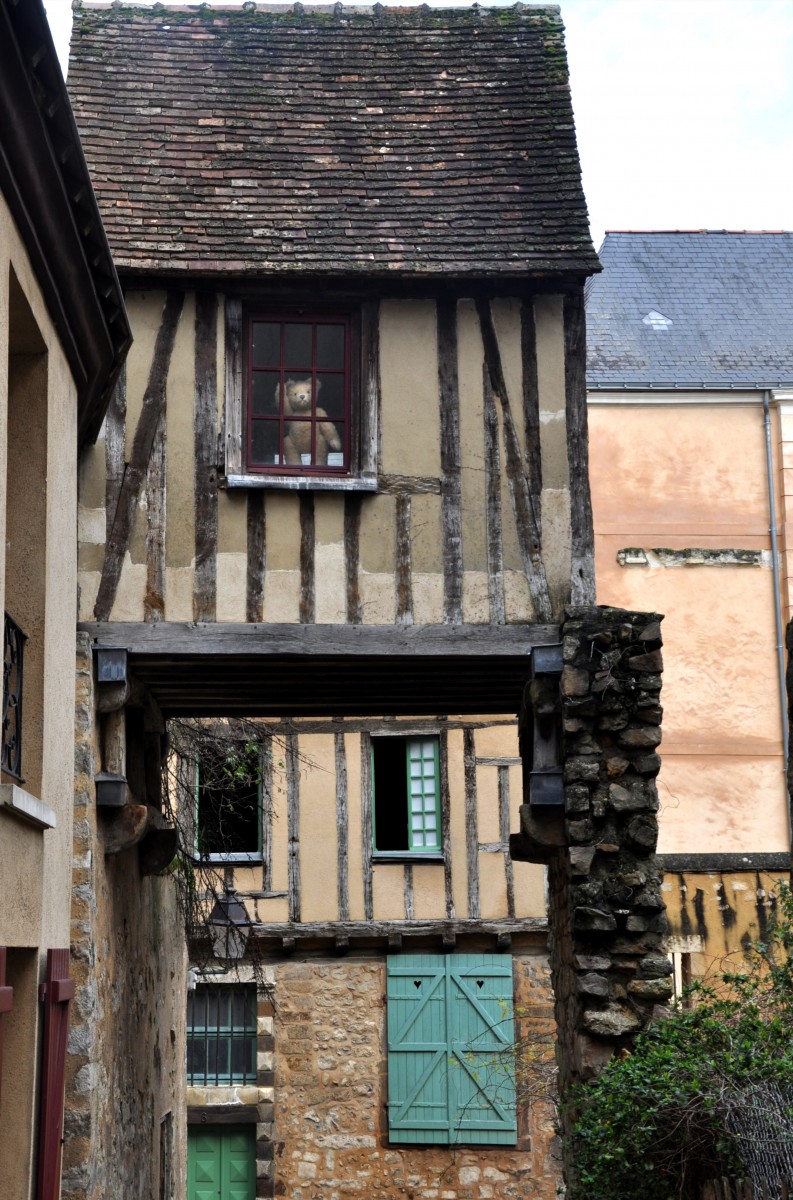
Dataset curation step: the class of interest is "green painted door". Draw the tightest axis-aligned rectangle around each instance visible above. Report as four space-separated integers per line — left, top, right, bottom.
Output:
188 1127 256 1200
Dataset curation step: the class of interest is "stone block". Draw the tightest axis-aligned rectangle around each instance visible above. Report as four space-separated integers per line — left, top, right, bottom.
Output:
573 907 616 932
628 977 673 1001
576 972 609 998
583 1006 641 1037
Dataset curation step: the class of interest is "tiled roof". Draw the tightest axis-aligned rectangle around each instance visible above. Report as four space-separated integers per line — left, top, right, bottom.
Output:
586 231 793 388
67 2 598 279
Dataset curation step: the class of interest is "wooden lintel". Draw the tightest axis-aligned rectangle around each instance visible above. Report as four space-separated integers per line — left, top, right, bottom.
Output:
78 621 557 658
187 1105 259 1126
248 918 546 947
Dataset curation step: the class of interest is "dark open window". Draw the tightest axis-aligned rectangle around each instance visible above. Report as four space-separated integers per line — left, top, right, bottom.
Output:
372 736 441 857
247 314 350 474
187 984 257 1086
195 748 261 863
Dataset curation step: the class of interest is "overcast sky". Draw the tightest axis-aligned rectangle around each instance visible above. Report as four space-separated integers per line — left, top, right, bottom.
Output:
43 0 793 250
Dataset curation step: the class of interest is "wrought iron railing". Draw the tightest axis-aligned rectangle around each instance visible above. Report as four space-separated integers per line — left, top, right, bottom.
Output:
2 612 26 781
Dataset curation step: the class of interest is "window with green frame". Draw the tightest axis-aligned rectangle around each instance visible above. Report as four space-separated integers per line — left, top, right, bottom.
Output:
195 747 262 863
372 736 441 857
186 984 257 1086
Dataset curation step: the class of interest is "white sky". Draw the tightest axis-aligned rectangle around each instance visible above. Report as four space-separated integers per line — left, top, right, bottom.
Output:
44 0 793 251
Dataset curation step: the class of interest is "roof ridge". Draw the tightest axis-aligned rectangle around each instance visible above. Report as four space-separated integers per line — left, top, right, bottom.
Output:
75 1 562 14
604 229 793 236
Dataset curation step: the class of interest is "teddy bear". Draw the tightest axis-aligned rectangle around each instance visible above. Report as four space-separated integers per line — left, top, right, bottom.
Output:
278 377 342 466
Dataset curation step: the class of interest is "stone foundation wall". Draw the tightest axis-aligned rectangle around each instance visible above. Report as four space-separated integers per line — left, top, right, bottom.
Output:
268 949 561 1200
62 633 187 1200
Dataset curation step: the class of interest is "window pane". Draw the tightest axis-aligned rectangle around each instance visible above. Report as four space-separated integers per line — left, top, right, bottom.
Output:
316 324 345 369
250 421 281 466
252 322 280 368
252 372 280 417
284 323 312 367
316 373 344 422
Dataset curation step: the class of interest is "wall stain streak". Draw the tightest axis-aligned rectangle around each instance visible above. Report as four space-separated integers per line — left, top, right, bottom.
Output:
476 297 552 623
693 888 708 943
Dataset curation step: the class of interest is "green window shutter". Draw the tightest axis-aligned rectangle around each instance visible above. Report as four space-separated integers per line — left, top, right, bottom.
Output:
387 954 517 1145
406 739 440 851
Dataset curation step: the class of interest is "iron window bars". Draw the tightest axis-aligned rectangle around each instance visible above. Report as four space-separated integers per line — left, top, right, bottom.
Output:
2 613 25 781
186 984 257 1086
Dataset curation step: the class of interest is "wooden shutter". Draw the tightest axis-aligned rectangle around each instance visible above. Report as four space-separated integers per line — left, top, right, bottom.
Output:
36 949 75 1200
387 953 517 1145
0 947 13 1109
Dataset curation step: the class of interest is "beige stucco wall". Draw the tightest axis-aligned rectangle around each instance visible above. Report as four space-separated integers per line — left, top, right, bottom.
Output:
589 398 788 855
0 190 80 1198
78 291 575 625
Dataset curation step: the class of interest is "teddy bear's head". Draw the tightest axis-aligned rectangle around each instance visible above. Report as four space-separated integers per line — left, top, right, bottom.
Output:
283 377 320 414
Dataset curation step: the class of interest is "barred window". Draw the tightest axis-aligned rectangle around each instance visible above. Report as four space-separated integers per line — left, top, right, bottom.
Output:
186 984 257 1086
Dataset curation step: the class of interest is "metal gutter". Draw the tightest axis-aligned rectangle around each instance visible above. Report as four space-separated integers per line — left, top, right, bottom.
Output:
763 389 792 853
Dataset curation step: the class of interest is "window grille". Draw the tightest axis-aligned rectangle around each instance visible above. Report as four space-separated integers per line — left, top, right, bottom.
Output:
2 613 25 781
186 984 257 1086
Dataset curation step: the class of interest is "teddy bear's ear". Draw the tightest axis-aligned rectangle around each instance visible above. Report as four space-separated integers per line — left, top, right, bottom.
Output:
314 376 321 394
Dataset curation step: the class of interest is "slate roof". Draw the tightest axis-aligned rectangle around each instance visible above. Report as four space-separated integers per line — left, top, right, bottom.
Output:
67 2 598 280
586 231 793 389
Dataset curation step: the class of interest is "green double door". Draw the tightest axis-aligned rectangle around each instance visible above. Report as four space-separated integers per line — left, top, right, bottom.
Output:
187 1127 256 1200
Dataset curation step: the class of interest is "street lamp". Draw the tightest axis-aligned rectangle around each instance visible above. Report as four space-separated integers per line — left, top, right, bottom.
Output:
207 885 252 963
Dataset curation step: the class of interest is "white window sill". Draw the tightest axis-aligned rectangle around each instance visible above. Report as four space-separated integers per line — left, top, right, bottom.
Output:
225 473 379 493
0 783 57 830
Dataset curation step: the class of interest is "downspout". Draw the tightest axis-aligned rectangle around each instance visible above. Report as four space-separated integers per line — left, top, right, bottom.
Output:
762 390 792 851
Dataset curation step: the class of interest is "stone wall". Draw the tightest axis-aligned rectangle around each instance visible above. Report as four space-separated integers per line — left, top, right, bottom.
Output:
268 948 561 1200
63 633 187 1200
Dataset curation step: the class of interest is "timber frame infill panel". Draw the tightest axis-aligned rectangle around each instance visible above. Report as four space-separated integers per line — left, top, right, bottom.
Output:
223 297 379 491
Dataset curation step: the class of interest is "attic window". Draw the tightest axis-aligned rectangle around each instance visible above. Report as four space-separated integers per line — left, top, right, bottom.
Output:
642 310 672 331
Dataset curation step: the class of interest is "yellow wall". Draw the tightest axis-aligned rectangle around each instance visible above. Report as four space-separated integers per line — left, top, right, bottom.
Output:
589 398 788 855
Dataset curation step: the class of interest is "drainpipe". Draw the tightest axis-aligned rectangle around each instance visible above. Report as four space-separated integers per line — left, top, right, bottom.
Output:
762 390 792 851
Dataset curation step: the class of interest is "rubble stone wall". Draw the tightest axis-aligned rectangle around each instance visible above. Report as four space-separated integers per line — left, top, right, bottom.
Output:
268 949 560 1200
63 633 187 1200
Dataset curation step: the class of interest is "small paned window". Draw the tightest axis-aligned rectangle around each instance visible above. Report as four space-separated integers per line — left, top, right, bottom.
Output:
372 737 441 857
387 954 517 1145
247 315 350 474
195 748 262 863
186 984 257 1086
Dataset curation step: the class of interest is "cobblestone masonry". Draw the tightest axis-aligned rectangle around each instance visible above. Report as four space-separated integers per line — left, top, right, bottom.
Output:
63 633 187 1200
269 951 562 1200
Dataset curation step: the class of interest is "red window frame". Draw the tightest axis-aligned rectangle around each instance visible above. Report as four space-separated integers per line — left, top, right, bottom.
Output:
246 313 352 476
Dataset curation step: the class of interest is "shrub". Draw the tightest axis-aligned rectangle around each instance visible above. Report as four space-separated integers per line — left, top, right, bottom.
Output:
570 882 793 1200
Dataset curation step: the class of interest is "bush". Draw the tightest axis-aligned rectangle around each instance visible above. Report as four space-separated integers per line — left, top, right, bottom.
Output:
570 882 793 1200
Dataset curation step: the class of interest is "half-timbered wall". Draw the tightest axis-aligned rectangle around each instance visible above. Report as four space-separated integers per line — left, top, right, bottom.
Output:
78 290 590 627
217 717 545 932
